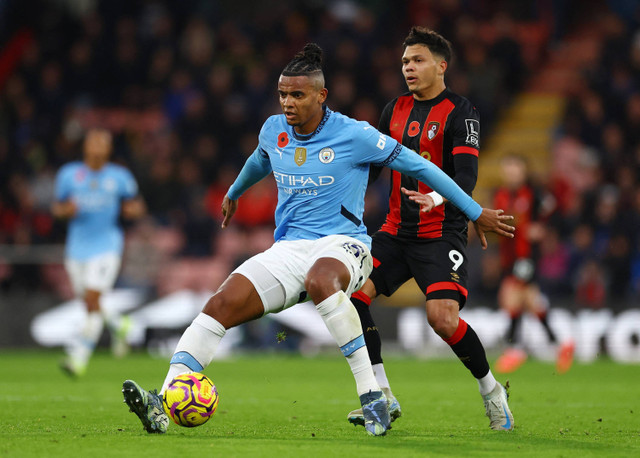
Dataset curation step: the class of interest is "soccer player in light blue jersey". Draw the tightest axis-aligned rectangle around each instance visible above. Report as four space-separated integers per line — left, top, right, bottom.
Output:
122 44 514 436
53 128 145 376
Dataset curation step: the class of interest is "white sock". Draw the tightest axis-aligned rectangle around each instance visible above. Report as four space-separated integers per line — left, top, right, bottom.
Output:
477 370 498 396
316 291 379 396
68 311 104 366
161 313 226 394
372 363 391 391
101 308 121 333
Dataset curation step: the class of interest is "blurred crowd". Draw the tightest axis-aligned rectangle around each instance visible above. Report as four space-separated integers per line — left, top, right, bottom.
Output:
538 7 640 309
0 0 638 308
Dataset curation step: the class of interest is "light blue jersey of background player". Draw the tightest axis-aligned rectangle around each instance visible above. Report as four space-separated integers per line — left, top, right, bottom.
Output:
228 106 482 247
54 161 138 260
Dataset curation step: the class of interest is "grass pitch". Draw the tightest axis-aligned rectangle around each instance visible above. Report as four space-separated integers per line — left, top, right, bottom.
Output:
1 350 638 457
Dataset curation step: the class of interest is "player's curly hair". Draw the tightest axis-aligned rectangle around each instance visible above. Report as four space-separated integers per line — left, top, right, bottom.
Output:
282 43 324 76
403 26 453 63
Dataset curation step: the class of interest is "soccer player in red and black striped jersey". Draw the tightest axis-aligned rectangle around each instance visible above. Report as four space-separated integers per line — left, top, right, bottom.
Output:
493 154 574 374
347 27 514 431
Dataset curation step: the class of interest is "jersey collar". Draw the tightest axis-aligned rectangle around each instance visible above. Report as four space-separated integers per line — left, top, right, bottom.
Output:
290 105 332 142
412 88 450 108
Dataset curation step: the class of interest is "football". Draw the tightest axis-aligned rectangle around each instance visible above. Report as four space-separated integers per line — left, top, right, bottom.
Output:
162 372 219 427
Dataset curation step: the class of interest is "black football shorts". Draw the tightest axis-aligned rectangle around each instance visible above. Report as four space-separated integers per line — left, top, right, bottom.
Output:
368 231 469 308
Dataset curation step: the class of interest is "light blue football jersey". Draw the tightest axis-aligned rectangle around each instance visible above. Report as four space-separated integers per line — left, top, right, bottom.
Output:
228 107 481 248
54 161 138 260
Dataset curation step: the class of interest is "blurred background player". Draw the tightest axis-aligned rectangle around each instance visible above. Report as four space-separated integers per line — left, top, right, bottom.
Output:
493 153 575 374
347 27 514 431
52 128 145 376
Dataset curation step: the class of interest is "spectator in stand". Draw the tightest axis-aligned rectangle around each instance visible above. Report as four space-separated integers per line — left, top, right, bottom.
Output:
2 0 637 309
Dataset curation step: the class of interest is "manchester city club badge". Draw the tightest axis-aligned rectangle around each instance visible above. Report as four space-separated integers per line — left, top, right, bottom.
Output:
318 147 335 164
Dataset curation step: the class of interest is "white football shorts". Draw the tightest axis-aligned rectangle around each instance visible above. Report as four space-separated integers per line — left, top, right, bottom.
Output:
233 235 373 314
65 252 122 296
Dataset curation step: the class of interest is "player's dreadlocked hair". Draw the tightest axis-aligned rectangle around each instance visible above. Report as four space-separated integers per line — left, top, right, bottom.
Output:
282 43 325 87
403 26 453 64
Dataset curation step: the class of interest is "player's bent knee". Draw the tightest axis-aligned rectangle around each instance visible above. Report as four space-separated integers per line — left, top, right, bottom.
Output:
305 258 350 303
358 279 377 299
426 300 460 339
202 277 264 328
305 276 338 303
428 315 459 338
201 295 230 326
84 290 101 312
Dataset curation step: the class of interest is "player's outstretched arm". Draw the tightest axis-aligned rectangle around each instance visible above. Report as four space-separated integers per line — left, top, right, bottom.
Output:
472 208 515 249
388 147 482 220
226 148 272 202
221 195 238 229
401 186 514 248
121 197 146 220
51 200 77 219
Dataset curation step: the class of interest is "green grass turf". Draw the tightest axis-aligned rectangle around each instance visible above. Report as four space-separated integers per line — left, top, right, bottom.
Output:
1 350 638 457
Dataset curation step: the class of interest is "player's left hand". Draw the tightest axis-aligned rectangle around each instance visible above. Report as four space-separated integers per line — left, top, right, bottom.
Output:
221 195 238 229
401 187 435 213
121 198 146 220
473 208 514 249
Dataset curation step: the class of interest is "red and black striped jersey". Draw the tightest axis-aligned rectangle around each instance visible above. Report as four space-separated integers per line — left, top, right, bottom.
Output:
493 184 542 270
377 89 480 239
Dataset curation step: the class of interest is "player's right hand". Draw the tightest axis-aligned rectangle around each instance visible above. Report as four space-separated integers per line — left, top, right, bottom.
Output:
221 195 238 229
52 200 78 219
473 208 515 249
401 187 436 213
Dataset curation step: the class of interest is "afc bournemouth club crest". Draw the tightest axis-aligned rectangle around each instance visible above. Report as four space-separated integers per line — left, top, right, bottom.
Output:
427 121 440 140
318 147 335 164
294 147 307 166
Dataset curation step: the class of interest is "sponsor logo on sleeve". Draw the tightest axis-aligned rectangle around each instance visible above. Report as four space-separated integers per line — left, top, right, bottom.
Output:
465 119 480 147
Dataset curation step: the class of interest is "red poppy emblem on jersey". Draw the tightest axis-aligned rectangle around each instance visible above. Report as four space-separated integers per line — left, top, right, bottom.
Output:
407 121 421 137
75 168 86 182
277 132 289 148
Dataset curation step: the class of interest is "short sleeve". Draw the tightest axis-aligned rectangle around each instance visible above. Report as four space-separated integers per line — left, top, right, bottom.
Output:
54 166 72 201
450 100 480 154
258 115 279 156
377 101 395 136
120 168 139 199
350 120 403 167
